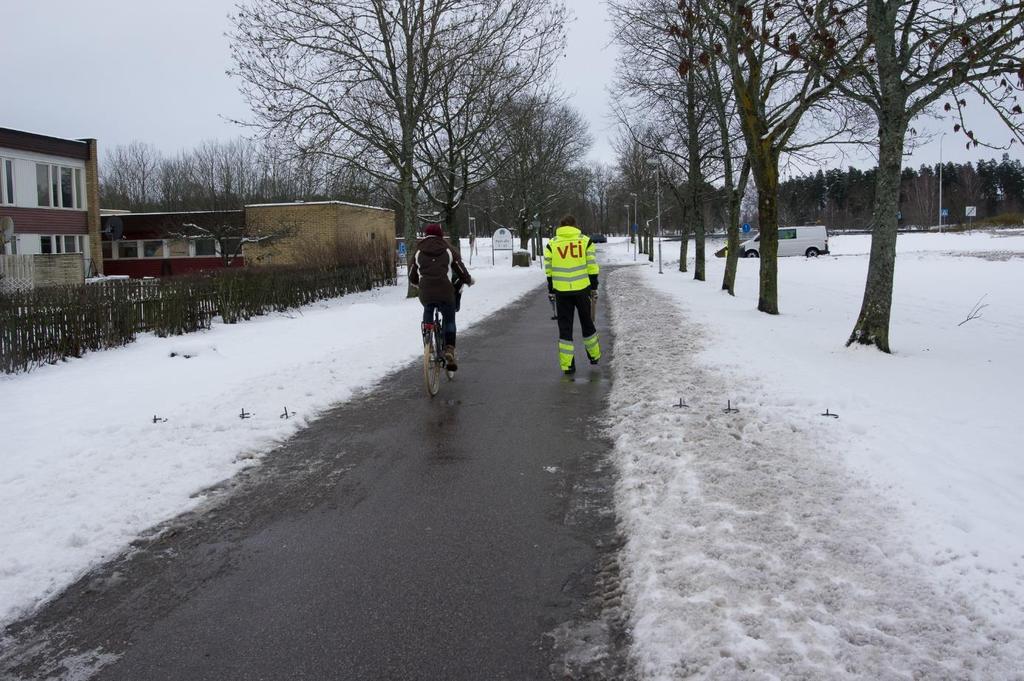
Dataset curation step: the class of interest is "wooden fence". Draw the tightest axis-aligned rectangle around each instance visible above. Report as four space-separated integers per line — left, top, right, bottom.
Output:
0 261 396 374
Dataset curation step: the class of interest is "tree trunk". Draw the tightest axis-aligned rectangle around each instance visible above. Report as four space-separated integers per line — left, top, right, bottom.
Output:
722 194 741 294
722 162 749 295
755 177 779 314
400 165 418 298
686 63 706 282
678 225 690 272
647 233 654 262
848 112 907 350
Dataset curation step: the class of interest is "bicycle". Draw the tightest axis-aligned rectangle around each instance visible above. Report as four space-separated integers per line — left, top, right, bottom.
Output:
421 306 454 397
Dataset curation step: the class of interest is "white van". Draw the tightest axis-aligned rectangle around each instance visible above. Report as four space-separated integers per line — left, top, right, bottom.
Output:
741 225 829 258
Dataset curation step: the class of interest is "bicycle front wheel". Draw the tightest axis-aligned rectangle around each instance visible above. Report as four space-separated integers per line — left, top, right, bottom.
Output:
423 333 441 397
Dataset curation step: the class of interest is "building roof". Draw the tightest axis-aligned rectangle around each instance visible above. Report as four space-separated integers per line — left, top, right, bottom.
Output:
0 127 91 160
244 200 393 213
102 209 243 217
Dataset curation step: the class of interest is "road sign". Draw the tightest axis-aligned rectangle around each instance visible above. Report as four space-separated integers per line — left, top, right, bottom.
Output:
397 240 406 258
631 223 638 233
941 208 949 218
966 206 977 217
896 211 902 220
742 223 751 233
492 227 514 250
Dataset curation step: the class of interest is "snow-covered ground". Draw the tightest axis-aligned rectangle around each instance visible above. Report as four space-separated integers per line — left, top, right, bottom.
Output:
600 231 1024 678
0 246 542 628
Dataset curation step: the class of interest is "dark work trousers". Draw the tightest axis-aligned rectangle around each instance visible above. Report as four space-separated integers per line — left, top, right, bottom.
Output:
423 302 457 346
555 289 598 356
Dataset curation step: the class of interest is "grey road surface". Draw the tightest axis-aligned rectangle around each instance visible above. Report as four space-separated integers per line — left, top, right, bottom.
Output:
1 285 626 681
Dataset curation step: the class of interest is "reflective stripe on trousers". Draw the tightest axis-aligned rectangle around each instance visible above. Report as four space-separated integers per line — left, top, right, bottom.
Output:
584 332 601 360
559 340 574 371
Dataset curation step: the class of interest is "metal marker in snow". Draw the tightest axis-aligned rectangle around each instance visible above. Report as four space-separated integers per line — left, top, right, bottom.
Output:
820 409 839 419
673 398 689 408
280 406 296 419
239 408 253 420
152 415 167 424
723 400 739 414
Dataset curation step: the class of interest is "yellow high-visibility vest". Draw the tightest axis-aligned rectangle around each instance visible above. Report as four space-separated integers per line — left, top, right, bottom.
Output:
544 226 598 292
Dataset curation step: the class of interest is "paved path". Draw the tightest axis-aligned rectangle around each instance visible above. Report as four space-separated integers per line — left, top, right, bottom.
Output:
1 286 625 681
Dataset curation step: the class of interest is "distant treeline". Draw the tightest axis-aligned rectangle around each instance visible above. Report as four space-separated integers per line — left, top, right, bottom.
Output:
774 154 1024 229
99 138 388 214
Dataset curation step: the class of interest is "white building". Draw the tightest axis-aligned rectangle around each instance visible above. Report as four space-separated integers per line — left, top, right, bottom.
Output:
0 127 102 275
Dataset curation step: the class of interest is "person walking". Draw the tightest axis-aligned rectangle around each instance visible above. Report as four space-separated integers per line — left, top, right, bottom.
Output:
409 223 473 370
543 215 601 375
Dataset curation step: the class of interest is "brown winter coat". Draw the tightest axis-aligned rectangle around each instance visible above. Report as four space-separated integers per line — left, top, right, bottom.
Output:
409 236 472 306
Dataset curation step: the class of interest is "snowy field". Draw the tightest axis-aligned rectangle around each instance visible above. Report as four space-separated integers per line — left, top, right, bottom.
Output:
0 245 542 628
600 231 1024 678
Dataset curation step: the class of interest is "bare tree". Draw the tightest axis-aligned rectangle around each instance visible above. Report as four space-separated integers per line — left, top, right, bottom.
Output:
830 0 1024 351
100 141 162 210
230 0 567 294
414 1 566 247
491 95 593 249
682 0 868 313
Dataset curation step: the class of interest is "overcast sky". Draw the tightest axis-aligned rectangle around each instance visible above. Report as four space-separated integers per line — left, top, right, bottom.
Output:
2 1 1019 173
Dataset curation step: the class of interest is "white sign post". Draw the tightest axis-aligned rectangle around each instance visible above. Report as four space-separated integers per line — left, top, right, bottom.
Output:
966 205 977 228
492 227 513 265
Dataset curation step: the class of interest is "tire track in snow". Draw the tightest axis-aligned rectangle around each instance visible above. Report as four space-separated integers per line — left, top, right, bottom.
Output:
605 267 1024 680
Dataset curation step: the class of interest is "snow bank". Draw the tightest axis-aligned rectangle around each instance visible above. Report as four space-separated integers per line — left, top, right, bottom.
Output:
0 258 543 627
603 233 1024 677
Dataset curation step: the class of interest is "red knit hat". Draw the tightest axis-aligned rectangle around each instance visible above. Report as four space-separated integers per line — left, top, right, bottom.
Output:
424 223 443 237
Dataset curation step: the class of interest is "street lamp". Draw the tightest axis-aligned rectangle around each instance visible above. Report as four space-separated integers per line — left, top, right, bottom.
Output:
646 158 663 274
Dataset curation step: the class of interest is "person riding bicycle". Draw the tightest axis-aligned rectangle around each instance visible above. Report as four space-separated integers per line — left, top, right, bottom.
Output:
544 215 601 375
409 223 473 370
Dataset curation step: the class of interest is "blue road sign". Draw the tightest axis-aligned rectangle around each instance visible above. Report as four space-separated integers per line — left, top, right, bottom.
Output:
631 223 639 233
742 223 751 233
897 211 902 220
398 241 407 258
941 208 950 218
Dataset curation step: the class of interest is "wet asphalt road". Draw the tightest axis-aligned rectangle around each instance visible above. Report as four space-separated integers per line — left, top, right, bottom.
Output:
1 284 623 681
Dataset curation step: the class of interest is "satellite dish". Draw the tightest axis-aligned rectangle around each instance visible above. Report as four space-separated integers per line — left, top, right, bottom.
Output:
108 216 124 241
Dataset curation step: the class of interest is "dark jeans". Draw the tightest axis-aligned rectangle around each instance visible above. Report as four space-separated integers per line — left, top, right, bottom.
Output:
423 302 457 346
555 290 596 342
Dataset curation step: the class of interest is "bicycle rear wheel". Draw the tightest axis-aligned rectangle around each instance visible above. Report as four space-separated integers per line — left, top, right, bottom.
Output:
423 328 441 396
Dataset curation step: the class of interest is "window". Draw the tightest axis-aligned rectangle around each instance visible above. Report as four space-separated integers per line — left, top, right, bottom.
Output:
64 235 78 253
1 159 13 205
143 240 163 257
34 163 84 208
40 236 53 254
117 241 138 258
168 240 190 257
51 165 59 207
37 164 50 206
195 239 216 257
61 168 74 209
779 229 797 240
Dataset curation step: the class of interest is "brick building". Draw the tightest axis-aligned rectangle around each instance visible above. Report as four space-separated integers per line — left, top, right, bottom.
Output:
98 201 395 278
0 127 102 275
243 201 394 268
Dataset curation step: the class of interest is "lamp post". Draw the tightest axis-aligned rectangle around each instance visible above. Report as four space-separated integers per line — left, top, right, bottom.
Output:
939 133 946 232
646 158 663 274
